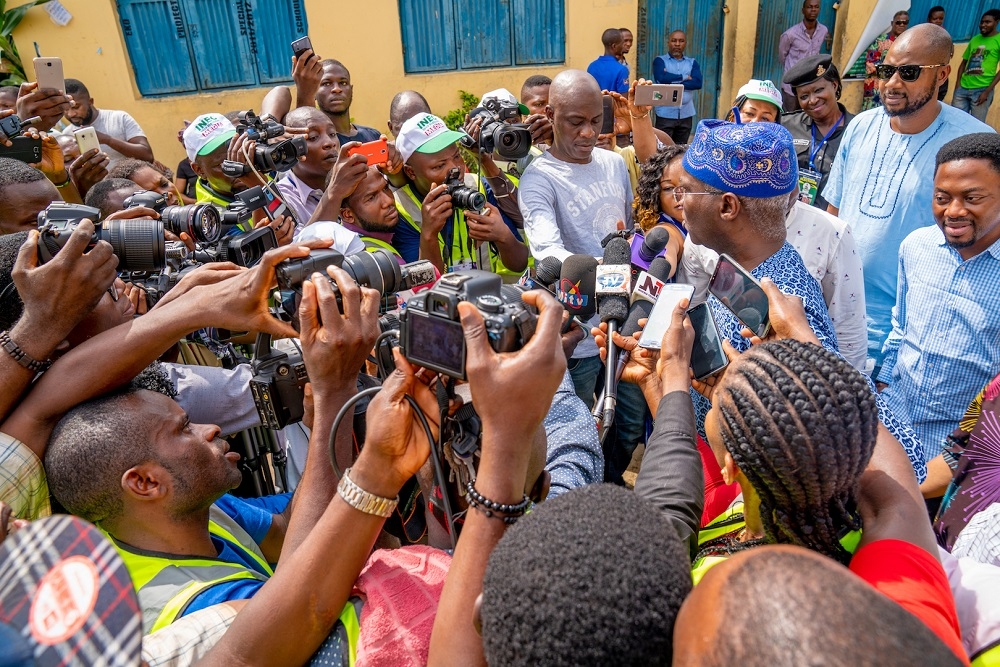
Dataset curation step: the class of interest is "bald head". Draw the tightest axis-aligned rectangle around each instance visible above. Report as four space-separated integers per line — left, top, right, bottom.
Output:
891 23 953 64
548 69 602 111
389 90 431 138
285 105 333 129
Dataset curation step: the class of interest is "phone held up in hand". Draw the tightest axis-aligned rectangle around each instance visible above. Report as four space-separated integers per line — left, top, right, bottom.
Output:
347 138 389 166
637 283 696 349
708 254 771 339
688 302 729 380
291 36 313 58
601 95 615 135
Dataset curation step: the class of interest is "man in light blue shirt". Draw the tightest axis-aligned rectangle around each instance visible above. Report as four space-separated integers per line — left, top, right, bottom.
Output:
822 23 993 375
879 133 1000 463
652 30 702 143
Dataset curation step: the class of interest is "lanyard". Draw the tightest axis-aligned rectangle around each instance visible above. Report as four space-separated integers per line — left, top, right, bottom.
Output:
809 113 844 170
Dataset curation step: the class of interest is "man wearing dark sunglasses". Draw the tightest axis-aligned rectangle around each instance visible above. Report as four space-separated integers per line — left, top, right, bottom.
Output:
952 9 1000 122
822 23 994 378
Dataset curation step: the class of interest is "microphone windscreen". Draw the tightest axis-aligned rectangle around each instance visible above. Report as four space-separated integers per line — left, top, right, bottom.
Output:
603 236 632 267
647 256 672 282
535 256 563 287
639 225 670 262
558 254 597 320
621 299 654 337
500 283 528 305
599 237 631 324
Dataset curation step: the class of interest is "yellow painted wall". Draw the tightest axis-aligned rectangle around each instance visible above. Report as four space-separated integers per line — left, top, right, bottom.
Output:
12 0 995 173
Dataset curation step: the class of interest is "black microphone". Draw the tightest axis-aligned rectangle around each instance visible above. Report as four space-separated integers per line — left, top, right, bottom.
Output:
557 254 598 321
594 237 632 437
534 256 563 290
638 225 670 264
594 256 673 418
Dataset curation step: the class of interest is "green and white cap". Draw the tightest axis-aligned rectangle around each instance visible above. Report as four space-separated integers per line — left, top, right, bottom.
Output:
737 79 783 110
396 113 468 164
183 113 237 162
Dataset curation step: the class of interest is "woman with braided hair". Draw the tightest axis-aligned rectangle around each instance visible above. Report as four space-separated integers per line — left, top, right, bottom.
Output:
693 338 879 581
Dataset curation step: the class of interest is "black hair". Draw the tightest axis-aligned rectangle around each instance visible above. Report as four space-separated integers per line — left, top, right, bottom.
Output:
64 78 89 97
985 9 1000 22
0 231 28 330
46 377 175 524
725 95 781 123
320 58 349 77
601 28 622 48
618 27 633 35
84 178 141 219
936 132 1000 175
481 484 691 666
705 548 965 667
893 9 910 20
521 74 551 91
0 85 18 99
634 144 687 232
0 157 47 193
107 158 157 182
714 340 878 564
928 5 945 20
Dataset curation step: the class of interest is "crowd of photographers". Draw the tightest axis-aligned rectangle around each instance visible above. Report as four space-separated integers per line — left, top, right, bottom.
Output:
0 18 998 667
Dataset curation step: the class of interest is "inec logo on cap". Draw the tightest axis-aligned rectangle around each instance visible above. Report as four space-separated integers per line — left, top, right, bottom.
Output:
193 114 226 138
416 114 446 137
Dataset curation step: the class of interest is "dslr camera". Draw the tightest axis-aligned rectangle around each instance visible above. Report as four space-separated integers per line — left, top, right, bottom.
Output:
36 203 174 272
461 97 532 161
223 109 306 175
122 190 222 244
399 270 536 380
443 168 486 213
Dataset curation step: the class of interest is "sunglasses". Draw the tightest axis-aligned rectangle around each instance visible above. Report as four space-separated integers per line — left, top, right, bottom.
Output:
893 20 909 25
875 63 944 81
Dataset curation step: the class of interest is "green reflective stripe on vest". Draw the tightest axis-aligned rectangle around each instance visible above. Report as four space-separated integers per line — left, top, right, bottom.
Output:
150 569 265 634
691 555 728 585
194 180 252 232
973 641 1000 666
361 236 400 256
340 597 362 666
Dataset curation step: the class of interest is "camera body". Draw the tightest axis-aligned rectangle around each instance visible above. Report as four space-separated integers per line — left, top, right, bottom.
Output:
250 343 309 430
226 109 307 174
123 190 222 244
399 270 536 379
443 168 486 213
462 98 532 161
36 202 166 272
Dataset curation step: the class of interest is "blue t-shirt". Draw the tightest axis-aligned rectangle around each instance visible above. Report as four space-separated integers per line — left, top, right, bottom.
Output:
181 493 292 617
337 124 381 148
586 55 629 94
391 182 522 267
821 103 994 367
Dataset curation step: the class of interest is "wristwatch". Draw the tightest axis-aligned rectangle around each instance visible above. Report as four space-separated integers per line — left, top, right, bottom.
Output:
337 468 398 518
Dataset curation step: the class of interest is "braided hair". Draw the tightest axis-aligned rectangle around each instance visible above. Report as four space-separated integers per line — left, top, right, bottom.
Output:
714 339 878 564
633 144 686 233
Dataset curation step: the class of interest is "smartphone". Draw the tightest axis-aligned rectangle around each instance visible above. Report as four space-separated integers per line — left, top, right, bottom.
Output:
637 283 696 349
73 127 100 154
708 253 771 338
291 36 313 58
688 302 729 380
601 95 615 134
0 136 42 163
634 84 685 107
33 57 64 93
347 137 388 166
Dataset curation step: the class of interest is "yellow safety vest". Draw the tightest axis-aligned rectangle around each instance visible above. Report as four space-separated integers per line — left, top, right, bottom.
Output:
690 501 862 585
361 235 401 257
973 643 1000 667
394 179 525 276
194 179 253 233
111 504 360 664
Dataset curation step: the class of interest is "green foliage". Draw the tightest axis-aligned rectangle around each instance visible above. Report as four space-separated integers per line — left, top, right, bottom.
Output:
0 0 52 86
443 89 480 173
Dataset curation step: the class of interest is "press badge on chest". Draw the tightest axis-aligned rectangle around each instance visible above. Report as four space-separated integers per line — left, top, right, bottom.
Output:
798 168 821 205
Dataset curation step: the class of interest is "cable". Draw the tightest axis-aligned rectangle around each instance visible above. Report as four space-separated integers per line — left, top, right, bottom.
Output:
406 394 459 552
328 386 382 479
373 329 399 378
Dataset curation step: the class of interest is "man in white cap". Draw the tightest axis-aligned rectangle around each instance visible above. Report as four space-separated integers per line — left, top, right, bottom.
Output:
392 112 527 276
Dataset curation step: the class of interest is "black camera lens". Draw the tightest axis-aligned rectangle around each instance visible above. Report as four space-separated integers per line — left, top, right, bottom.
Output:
341 249 403 295
161 204 222 244
99 219 166 272
255 137 306 172
490 124 533 161
451 187 487 213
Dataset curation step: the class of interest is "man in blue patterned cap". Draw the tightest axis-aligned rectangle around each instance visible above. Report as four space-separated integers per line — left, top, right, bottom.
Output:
676 118 929 480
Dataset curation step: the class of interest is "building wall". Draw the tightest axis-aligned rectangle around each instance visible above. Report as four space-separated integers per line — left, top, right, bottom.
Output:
13 0 996 172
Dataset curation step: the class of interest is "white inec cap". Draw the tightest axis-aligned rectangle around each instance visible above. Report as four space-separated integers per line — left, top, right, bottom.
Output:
183 113 237 162
480 88 530 114
736 79 783 110
395 113 468 164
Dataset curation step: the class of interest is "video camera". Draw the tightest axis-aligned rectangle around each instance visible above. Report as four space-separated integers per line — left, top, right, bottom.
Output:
460 97 532 161
399 270 536 380
222 109 307 176
36 203 182 272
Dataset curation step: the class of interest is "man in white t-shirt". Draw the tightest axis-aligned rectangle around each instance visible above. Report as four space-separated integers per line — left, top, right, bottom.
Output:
63 78 153 167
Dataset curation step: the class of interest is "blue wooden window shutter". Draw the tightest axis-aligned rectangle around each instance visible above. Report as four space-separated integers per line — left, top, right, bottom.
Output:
116 0 198 95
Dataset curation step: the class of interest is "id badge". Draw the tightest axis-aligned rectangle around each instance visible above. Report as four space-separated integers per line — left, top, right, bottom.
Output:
449 260 476 273
798 168 821 205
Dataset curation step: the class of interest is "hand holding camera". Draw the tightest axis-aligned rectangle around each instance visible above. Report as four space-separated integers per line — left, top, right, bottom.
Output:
465 203 513 245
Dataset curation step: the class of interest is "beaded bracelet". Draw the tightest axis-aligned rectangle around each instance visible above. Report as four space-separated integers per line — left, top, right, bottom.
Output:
1 329 52 373
465 481 531 524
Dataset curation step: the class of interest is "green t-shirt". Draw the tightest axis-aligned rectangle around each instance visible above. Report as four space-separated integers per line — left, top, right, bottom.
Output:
962 32 1000 89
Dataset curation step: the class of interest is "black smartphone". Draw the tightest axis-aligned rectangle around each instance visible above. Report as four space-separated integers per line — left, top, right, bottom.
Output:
601 95 615 134
291 36 313 58
0 136 42 163
688 303 729 380
708 253 770 338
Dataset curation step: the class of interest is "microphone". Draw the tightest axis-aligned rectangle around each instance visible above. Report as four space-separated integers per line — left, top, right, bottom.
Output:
594 256 672 418
630 225 671 274
594 237 632 437
534 256 563 290
557 254 598 321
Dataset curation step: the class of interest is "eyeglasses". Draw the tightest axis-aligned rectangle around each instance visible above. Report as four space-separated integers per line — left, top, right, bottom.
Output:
672 186 723 203
893 20 909 25
875 63 945 81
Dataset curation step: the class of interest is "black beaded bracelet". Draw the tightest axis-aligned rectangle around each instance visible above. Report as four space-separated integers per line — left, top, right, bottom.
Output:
465 480 531 524
1 329 52 373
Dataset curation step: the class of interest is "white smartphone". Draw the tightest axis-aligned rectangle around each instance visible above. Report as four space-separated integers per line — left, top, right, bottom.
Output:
73 127 99 154
637 283 695 349
33 57 65 93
